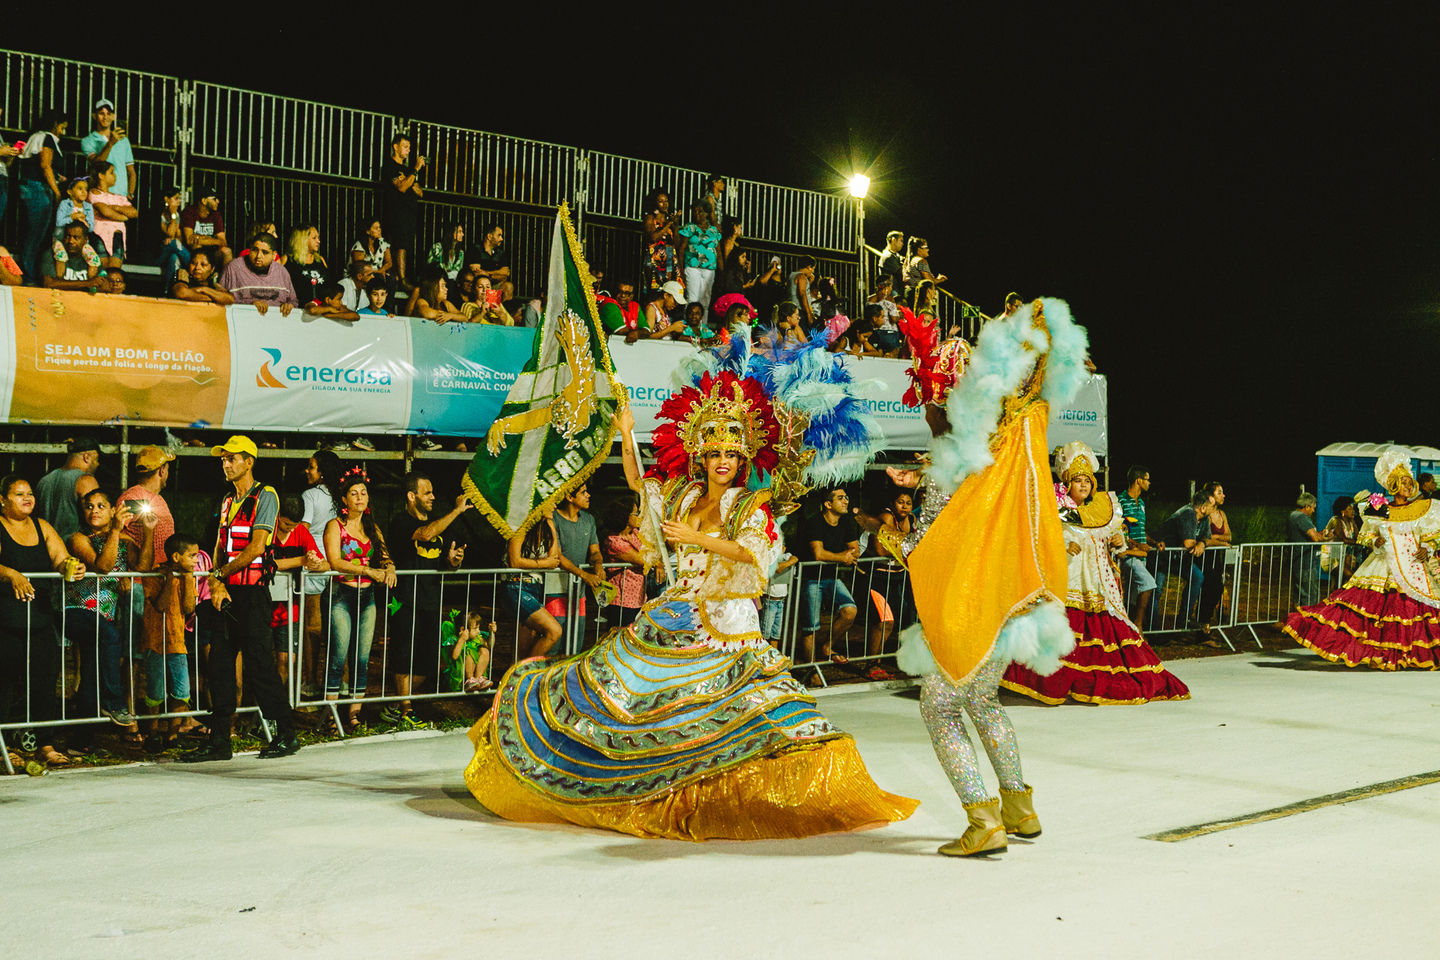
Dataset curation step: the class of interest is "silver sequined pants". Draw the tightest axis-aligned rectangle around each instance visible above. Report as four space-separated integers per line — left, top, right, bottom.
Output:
919 653 1025 804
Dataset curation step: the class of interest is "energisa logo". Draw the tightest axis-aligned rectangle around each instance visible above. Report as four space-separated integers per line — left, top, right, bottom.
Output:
256 348 394 393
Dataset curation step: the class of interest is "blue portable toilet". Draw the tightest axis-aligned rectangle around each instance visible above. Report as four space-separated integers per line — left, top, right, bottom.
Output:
1315 443 1440 525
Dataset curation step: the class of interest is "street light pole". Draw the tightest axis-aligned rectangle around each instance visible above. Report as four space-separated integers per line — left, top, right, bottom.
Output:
848 174 870 315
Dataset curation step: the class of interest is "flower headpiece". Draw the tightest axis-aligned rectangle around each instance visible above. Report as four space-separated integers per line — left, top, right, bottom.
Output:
336 465 372 516
1053 441 1099 486
1373 446 1415 495
649 371 780 481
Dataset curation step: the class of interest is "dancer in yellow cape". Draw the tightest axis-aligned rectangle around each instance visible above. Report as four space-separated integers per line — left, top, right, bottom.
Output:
888 297 1090 857
464 340 917 841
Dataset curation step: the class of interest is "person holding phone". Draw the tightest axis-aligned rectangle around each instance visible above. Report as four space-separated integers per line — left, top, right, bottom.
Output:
81 99 136 202
384 472 471 728
380 134 423 289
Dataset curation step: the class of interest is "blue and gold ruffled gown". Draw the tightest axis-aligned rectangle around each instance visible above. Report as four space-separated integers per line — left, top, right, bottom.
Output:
465 477 918 841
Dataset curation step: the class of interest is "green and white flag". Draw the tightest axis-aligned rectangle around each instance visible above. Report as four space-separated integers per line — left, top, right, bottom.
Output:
463 203 621 539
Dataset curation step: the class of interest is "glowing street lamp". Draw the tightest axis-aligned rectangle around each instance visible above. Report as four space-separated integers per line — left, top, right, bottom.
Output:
849 174 871 302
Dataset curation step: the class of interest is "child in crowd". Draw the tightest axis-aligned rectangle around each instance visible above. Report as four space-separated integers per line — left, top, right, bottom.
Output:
358 278 390 316
54 176 96 239
141 533 200 751
761 528 798 649
308 281 361 322
442 608 494 693
270 494 329 686
601 494 647 628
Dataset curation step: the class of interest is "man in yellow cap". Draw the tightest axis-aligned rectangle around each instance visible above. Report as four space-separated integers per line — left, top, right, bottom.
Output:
118 444 176 551
181 436 300 761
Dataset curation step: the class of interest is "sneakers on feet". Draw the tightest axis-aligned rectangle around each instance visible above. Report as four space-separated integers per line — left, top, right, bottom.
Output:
417 438 443 451
351 437 376 452
379 706 402 726
399 713 429 730
103 706 138 726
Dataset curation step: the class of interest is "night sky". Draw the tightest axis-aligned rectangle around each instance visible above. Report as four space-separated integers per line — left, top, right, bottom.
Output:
12 15 1437 505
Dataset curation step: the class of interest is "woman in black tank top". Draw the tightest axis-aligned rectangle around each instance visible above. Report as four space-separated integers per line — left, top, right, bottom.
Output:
0 476 84 768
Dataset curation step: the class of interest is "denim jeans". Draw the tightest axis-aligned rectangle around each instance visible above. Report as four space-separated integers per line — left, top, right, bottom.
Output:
760 597 786 640
143 650 191 705
65 608 128 714
325 585 376 697
0 175 8 224
19 180 57 281
159 239 190 292
801 578 857 633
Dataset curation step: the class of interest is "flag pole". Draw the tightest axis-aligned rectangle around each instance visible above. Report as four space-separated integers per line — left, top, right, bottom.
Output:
617 392 675 589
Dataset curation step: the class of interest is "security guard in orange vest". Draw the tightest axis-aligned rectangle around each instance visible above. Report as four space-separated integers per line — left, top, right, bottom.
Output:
181 436 300 761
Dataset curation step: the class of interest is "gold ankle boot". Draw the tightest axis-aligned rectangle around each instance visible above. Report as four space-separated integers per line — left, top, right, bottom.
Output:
1000 784 1041 838
938 798 1007 857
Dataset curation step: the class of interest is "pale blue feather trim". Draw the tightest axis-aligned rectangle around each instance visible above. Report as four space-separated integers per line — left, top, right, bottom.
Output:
1037 298 1090 407
991 600 1075 675
896 599 1075 679
928 303 1046 495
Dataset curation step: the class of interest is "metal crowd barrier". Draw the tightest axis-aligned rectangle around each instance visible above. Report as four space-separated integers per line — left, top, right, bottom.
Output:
0 569 260 777
1230 541 1354 648
777 557 913 688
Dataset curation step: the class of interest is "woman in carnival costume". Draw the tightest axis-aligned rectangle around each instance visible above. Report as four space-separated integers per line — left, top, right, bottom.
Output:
1002 441 1191 704
884 297 1088 857
1284 446 1440 669
463 328 918 841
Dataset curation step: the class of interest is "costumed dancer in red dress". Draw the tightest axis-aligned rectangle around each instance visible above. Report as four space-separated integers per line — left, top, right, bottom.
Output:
1284 446 1440 669
1002 441 1191 704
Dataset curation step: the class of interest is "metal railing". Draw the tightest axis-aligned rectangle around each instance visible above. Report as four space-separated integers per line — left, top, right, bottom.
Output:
777 557 914 687
0 49 862 269
0 569 260 776
0 50 181 152
1230 541 1354 648
190 82 395 182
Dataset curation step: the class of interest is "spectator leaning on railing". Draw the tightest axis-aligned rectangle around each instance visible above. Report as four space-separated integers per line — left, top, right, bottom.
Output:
180 185 232 266
286 224 329 304
172 248 234 304
80 99 136 204
1117 466 1160 632
0 475 85 770
63 491 147 750
1286 492 1326 611
219 233 298 315
385 471 471 727
1159 491 1215 631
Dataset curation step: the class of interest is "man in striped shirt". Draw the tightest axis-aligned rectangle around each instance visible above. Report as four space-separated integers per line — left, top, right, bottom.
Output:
1117 465 1162 632
218 232 297 316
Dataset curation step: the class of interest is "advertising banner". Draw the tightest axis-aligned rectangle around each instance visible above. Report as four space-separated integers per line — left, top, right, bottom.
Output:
7 288 230 428
0 290 535 436
1048 374 1108 457
609 340 1107 454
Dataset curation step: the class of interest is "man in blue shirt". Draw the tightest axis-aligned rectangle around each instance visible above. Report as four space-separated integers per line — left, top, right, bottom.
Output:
80 99 135 203
1160 492 1214 630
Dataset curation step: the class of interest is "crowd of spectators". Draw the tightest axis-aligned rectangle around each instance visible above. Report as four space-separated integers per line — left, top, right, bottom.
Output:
598 184 963 360
0 100 973 360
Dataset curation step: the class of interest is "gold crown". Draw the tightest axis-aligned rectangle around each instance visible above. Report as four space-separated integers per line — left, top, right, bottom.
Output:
681 380 768 461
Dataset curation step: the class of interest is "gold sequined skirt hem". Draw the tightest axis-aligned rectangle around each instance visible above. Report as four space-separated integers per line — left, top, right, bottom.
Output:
463 718 919 842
